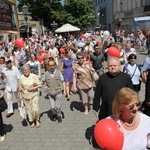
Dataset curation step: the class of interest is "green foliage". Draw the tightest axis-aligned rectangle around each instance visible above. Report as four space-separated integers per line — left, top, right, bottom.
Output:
18 0 96 30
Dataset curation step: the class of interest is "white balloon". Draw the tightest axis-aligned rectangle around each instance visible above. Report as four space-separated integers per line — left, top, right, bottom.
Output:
103 30 110 39
78 42 85 48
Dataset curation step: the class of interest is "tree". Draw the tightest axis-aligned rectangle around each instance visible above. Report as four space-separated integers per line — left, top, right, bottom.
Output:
18 0 96 31
63 0 96 30
18 0 63 30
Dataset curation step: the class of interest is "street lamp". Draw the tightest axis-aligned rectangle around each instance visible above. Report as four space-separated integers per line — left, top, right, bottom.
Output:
22 4 29 38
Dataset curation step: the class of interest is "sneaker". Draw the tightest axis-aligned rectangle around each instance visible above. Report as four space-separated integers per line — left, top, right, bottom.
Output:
0 135 5 142
57 117 62 123
52 115 57 121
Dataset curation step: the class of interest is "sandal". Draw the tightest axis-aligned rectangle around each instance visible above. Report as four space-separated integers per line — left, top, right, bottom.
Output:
36 120 41 128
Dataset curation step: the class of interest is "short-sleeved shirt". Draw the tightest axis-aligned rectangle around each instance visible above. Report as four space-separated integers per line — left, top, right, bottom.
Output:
2 65 20 92
142 57 150 74
90 52 105 70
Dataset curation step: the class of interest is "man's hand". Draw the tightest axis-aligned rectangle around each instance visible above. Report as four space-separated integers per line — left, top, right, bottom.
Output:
93 110 98 120
93 110 98 115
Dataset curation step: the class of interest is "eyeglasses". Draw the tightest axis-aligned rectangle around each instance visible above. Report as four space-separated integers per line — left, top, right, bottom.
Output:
95 48 100 50
127 102 141 111
77 57 84 60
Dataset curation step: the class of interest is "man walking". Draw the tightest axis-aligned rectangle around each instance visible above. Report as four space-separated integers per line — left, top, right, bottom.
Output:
93 57 133 120
90 44 106 76
1 59 20 117
42 59 64 123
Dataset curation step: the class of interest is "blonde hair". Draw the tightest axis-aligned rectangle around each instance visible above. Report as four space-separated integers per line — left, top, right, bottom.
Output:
112 87 139 117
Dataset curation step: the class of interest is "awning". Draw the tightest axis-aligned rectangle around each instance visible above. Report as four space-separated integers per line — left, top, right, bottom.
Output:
7 31 19 34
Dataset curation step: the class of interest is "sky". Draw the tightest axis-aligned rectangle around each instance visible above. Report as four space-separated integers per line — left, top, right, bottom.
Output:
61 0 64 4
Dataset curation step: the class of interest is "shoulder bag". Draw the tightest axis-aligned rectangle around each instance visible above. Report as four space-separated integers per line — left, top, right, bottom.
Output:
0 97 7 112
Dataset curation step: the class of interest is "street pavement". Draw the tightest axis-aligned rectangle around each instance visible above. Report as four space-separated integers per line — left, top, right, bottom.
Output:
0 49 148 150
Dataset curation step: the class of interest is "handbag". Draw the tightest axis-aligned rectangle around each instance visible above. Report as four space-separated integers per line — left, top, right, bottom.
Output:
18 101 26 119
90 71 99 82
0 97 7 112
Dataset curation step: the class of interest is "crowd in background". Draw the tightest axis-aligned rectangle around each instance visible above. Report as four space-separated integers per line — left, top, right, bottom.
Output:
0 28 150 149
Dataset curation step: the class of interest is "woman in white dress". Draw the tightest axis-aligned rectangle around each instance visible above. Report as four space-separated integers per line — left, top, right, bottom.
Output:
19 64 42 128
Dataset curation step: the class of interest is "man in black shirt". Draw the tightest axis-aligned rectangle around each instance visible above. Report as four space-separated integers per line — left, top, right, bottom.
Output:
93 57 133 120
90 44 106 76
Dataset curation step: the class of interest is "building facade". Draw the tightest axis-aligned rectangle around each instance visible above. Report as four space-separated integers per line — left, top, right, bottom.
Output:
94 0 150 34
93 0 114 33
0 0 19 42
113 0 150 34
18 13 43 38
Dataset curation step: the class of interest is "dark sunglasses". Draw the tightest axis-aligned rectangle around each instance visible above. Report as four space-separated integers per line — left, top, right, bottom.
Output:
77 57 84 60
128 102 141 111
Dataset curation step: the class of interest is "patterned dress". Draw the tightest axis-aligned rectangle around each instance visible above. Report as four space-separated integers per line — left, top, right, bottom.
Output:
19 73 41 122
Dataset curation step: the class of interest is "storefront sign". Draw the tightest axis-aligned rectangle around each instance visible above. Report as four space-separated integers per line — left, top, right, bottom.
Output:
0 0 18 30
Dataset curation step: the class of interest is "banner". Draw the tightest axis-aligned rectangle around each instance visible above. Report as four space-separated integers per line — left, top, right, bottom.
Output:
0 0 18 30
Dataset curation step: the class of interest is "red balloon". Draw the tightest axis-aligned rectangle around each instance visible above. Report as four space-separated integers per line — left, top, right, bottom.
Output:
108 46 120 58
60 48 65 54
80 34 85 39
94 119 124 150
40 49 45 53
37 55 44 62
15 38 24 48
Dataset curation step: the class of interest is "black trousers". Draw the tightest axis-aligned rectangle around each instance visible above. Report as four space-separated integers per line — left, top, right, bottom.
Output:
0 112 4 136
143 72 150 116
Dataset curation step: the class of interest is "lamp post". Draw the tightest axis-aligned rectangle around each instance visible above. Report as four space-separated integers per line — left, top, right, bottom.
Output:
98 11 104 30
22 4 29 38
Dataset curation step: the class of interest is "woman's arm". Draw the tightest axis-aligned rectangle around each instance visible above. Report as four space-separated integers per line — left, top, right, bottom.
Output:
38 62 41 79
0 92 4 99
60 60 64 73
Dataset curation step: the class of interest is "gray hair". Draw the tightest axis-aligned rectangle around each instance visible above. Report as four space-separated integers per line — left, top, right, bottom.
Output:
107 56 121 66
22 64 30 70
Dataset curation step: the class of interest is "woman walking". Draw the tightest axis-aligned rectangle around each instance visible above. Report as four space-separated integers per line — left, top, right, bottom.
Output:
19 64 42 128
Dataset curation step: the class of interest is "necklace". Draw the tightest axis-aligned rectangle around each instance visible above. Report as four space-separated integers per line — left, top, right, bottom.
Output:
123 119 135 127
120 117 136 127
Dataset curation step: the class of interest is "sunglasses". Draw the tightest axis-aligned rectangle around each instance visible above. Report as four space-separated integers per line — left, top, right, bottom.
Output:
77 57 84 60
127 102 141 111
131 58 136 60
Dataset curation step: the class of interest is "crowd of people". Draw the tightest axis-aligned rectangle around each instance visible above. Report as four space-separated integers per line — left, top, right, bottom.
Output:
0 29 150 149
